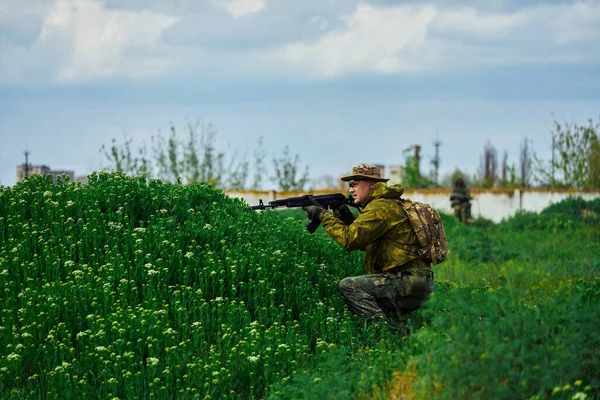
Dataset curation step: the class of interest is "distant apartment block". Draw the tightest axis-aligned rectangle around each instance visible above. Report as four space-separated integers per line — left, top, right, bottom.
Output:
16 164 75 183
388 165 403 186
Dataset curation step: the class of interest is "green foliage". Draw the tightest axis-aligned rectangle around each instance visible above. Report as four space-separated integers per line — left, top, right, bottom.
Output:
268 348 360 399
271 146 310 191
1 175 599 399
408 281 600 399
445 219 519 266
100 135 150 177
401 146 434 188
102 121 244 189
534 117 600 190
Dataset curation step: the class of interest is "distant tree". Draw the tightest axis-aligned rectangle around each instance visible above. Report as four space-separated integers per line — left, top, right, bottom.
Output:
101 121 313 191
519 137 533 188
100 134 149 177
271 146 310 191
251 136 267 190
500 150 508 188
313 174 337 190
401 146 434 188
224 145 249 190
477 141 498 188
197 123 225 187
151 130 170 181
183 120 202 184
534 117 600 190
167 125 184 182
102 120 229 187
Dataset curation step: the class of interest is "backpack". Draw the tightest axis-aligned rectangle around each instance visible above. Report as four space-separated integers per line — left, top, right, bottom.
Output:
397 198 448 265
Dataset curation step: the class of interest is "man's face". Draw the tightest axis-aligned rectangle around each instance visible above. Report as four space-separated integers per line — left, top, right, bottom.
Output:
348 179 373 205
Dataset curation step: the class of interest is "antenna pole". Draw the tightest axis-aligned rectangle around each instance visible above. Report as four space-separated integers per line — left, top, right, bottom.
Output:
433 140 441 186
24 150 30 178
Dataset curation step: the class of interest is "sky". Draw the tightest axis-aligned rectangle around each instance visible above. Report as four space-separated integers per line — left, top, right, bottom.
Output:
1 0 599 189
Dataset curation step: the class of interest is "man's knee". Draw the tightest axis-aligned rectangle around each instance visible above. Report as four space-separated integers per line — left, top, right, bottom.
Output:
339 277 355 297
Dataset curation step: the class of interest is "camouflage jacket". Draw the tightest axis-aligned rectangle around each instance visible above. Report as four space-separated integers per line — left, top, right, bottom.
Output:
450 187 472 206
321 182 432 275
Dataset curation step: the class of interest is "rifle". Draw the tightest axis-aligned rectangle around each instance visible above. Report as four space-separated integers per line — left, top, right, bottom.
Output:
249 193 359 234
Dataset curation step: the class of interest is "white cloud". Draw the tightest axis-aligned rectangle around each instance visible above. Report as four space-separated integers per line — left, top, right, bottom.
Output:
1 0 179 83
1 0 600 84
278 1 600 78
212 0 266 18
279 4 438 77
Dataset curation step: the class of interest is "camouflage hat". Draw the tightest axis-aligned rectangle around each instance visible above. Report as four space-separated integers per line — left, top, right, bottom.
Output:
341 164 389 182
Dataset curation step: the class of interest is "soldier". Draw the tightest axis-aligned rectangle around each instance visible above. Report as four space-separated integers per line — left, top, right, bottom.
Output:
450 178 472 223
302 164 435 330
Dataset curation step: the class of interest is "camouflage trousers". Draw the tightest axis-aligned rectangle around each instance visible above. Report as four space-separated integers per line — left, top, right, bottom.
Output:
338 271 433 324
454 203 472 223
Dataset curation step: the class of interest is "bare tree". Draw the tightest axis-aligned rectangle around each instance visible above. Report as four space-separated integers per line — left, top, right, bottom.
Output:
313 174 337 190
500 150 508 188
477 140 498 188
519 138 533 188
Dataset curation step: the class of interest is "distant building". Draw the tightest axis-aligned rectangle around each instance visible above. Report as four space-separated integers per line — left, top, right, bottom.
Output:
388 165 403 186
16 164 75 183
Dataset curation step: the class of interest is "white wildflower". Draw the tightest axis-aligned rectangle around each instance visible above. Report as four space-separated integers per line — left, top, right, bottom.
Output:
147 357 159 366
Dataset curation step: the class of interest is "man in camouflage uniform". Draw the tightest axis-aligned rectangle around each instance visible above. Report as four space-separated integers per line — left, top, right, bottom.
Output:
450 178 472 223
302 164 435 328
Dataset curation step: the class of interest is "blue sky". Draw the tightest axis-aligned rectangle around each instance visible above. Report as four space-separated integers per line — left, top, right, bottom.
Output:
1 0 599 189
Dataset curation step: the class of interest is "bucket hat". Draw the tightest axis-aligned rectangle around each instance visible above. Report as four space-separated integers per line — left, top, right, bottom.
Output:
340 164 389 182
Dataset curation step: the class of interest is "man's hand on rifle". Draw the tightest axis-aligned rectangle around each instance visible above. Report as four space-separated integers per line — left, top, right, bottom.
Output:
333 204 355 225
302 196 325 223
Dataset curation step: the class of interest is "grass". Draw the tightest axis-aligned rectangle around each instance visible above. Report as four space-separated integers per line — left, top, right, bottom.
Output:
0 172 598 399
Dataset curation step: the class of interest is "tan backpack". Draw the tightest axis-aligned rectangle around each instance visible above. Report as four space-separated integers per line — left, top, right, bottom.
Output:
397 198 448 265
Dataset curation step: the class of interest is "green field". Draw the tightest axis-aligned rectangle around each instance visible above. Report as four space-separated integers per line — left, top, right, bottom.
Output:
1 173 599 399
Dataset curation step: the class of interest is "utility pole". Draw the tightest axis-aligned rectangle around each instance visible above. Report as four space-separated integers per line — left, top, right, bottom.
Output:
551 136 555 188
23 149 30 179
433 140 441 186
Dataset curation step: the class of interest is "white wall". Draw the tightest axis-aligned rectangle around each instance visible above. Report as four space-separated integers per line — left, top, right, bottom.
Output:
229 188 600 223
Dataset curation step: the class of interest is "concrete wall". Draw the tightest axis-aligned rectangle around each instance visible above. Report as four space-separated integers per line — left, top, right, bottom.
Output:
228 188 600 223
